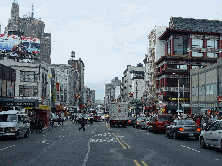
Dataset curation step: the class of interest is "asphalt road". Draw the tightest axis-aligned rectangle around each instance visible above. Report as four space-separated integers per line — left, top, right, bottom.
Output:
0 120 222 166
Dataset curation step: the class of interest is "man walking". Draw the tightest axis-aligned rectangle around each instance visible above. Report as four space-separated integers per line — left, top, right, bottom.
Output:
49 116 54 131
79 117 85 131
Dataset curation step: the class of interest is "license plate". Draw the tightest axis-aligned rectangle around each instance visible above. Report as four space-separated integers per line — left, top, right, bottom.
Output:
118 121 121 122
188 133 193 136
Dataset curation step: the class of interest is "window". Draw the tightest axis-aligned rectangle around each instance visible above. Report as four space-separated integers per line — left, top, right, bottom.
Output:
192 65 199 69
192 52 203 57
20 71 38 82
207 53 217 58
207 39 218 49
219 82 222 93
180 65 187 70
210 84 214 94
199 86 201 95
19 86 38 97
167 39 171 55
206 84 210 94
174 38 183 55
192 39 203 48
64 86 67 91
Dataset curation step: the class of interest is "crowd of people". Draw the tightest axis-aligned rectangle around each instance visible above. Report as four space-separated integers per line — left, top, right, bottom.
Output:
30 116 44 134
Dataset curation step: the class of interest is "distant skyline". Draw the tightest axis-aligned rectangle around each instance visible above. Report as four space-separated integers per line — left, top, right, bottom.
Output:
1 0 222 100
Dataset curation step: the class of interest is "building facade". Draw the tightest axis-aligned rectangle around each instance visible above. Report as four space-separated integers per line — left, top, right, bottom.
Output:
0 58 49 105
190 57 222 115
48 64 75 107
155 17 222 114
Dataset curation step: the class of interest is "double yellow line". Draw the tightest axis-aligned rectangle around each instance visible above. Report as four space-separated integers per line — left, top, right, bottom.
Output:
111 132 131 149
134 160 148 166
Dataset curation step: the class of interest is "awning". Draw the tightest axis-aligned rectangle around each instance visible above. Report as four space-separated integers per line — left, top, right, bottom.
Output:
0 98 39 107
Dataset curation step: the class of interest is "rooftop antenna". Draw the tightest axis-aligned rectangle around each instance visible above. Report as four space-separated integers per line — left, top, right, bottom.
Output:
31 1 34 19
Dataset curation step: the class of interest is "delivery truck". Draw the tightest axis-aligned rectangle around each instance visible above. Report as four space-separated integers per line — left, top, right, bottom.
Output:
109 102 128 127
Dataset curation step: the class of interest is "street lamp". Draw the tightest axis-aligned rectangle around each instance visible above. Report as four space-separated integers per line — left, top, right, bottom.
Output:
173 73 180 116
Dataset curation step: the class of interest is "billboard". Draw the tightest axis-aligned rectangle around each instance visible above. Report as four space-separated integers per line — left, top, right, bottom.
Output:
0 34 40 55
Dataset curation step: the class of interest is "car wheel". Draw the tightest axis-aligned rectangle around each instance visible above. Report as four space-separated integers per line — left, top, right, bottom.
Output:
173 132 177 139
24 132 28 138
166 130 170 137
153 127 157 134
15 131 19 140
200 137 206 148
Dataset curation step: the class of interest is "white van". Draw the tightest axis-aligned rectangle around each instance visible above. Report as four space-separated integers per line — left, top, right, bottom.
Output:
0 110 30 140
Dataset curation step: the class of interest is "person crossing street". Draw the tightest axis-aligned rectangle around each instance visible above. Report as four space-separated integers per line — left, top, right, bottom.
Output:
79 117 85 131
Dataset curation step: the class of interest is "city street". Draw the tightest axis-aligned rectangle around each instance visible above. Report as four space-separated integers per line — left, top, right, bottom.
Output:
0 120 222 166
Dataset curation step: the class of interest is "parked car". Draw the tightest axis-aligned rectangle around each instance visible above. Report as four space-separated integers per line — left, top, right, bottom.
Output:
200 120 222 149
0 110 30 140
127 117 136 126
166 118 201 139
133 117 146 129
148 114 173 133
141 118 150 130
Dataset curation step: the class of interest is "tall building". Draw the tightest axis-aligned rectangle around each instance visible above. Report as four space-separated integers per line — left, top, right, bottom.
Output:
68 52 85 106
155 17 221 115
143 26 166 112
5 1 51 64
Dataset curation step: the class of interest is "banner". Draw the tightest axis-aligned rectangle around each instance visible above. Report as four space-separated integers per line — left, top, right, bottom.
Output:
0 34 40 55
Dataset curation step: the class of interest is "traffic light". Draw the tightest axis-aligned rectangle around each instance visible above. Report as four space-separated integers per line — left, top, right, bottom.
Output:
129 92 133 97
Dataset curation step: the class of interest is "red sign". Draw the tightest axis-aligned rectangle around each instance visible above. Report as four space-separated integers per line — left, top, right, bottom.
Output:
218 96 222 103
56 83 60 92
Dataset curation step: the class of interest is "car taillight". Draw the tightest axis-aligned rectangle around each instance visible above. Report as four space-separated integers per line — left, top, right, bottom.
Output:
156 122 158 125
197 128 201 132
137 121 139 124
113 121 115 123
178 128 184 131
128 120 131 122
147 122 149 125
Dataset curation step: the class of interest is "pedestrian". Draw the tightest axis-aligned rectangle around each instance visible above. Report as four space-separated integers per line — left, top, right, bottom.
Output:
37 117 43 134
49 116 54 131
79 117 85 131
30 116 35 134
35 116 39 133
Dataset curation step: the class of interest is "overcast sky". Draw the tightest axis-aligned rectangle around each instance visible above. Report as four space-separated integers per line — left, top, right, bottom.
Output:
1 0 222 100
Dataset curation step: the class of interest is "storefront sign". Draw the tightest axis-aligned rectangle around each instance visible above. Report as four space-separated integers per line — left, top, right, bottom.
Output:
164 96 190 101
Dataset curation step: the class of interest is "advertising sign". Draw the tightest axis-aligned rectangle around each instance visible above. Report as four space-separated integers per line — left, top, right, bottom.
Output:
0 34 40 55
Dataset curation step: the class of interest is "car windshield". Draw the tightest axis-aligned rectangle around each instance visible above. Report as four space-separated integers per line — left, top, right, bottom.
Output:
158 116 172 121
84 114 91 117
178 120 195 125
0 114 17 122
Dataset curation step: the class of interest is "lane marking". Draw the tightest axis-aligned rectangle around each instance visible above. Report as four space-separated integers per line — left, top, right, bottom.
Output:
141 161 148 166
116 133 131 149
112 132 126 149
134 160 141 166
